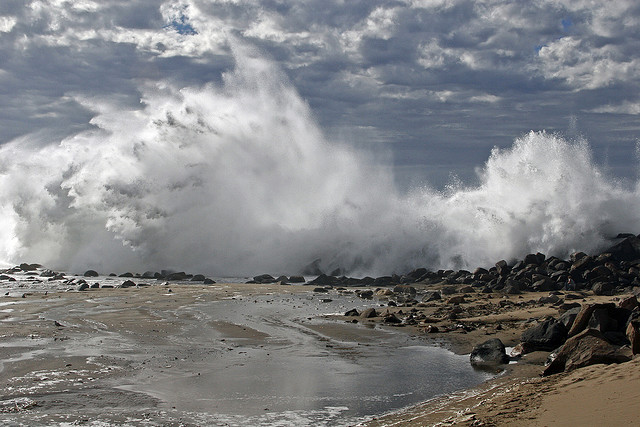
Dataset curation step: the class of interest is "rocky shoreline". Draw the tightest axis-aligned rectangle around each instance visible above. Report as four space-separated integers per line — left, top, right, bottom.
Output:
2 234 640 425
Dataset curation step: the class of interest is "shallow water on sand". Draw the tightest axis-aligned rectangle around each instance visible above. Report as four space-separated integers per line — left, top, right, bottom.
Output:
0 280 494 426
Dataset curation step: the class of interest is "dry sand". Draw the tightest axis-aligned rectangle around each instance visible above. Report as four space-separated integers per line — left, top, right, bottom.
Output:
1 282 638 426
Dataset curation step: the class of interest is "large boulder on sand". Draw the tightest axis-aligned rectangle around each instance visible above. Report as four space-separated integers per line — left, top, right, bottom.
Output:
520 318 568 351
543 328 631 376
470 338 510 367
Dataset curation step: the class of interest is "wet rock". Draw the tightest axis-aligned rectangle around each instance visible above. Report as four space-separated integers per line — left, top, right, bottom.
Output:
309 274 338 286
357 290 374 299
203 278 216 284
84 270 99 277
288 276 305 283
90 283 100 289
470 338 510 366
19 263 40 271
141 271 156 279
520 319 568 351
393 285 416 295
544 328 631 376
376 288 394 296
191 274 206 281
383 313 402 324
119 280 136 288
119 272 134 278
167 272 193 281
313 287 329 293
344 309 360 316
360 308 378 318
77 283 89 291
422 291 441 302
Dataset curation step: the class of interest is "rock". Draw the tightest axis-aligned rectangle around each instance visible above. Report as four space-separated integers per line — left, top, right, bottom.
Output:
77 283 89 291
422 291 441 302
618 295 639 311
84 270 99 277
119 280 136 288
544 328 631 376
203 278 216 284
383 313 402 324
592 281 615 296
357 290 374 299
558 307 582 330
459 285 475 293
344 309 360 316
19 263 39 271
167 272 192 281
470 338 510 366
376 289 394 296
509 342 537 357
626 317 640 355
90 283 100 289
441 286 457 295
288 276 305 283
309 274 338 286
119 272 134 278
568 303 615 337
538 294 560 304
191 274 206 281
495 260 511 276
141 271 156 279
313 287 329 293
360 308 378 318
447 295 466 304
393 285 416 295
520 319 568 351
251 274 274 284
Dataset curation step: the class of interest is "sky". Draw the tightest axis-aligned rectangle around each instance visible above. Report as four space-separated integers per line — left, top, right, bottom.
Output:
1 0 639 189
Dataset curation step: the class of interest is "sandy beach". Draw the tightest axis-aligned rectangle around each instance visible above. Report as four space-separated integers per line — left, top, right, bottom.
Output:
1 267 638 426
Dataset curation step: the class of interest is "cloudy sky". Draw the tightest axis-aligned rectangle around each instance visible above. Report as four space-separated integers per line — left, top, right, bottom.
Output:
1 0 639 189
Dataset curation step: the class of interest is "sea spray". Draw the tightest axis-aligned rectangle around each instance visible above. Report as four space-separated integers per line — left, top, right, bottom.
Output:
1 44 639 275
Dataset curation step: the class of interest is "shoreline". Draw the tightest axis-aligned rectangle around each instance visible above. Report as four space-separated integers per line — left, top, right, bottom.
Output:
3 235 640 425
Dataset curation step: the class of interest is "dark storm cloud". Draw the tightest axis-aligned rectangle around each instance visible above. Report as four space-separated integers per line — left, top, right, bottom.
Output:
1 0 639 188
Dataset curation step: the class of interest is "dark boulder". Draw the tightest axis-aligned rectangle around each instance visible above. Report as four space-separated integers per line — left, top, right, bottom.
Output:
252 274 276 284
558 307 581 330
203 278 216 284
470 338 510 367
393 285 416 295
167 272 192 281
520 319 568 351
191 274 206 281
344 308 360 316
84 270 99 277
288 276 305 283
543 328 631 376
603 235 640 262
309 274 338 286
119 280 136 288
591 281 615 296
568 303 615 337
422 291 441 302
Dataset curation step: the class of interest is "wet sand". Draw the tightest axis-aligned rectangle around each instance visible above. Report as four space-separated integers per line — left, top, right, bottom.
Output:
1 280 639 426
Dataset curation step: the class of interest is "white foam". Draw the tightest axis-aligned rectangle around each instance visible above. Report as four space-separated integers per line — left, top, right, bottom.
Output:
0 42 638 276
